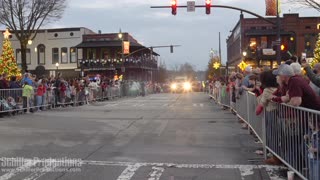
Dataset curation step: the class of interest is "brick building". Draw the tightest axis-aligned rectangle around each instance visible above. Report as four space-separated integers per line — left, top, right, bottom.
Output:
227 13 320 68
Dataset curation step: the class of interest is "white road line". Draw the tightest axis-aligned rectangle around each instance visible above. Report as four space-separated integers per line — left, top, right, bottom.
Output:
147 166 164 180
162 104 168 107
0 158 286 180
193 104 197 107
155 120 169 136
116 164 141 180
22 164 57 180
0 159 39 180
200 104 204 107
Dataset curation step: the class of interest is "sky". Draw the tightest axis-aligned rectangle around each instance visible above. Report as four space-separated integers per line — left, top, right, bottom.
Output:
46 0 318 70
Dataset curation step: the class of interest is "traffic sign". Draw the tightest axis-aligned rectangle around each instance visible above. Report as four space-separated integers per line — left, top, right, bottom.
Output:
187 1 195 12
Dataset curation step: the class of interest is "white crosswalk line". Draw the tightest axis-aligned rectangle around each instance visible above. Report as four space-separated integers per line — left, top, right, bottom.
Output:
0 159 40 180
116 164 141 180
22 164 58 180
147 166 164 180
200 104 204 107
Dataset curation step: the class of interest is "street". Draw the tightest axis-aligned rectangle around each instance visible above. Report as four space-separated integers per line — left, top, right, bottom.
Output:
0 93 285 180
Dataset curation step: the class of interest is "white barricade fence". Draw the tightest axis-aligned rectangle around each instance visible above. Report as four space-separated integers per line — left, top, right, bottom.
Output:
0 82 149 114
212 87 320 180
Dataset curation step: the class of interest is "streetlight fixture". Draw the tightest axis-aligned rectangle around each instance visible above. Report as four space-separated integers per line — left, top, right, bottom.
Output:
28 40 32 45
55 62 59 76
118 29 123 39
242 51 247 57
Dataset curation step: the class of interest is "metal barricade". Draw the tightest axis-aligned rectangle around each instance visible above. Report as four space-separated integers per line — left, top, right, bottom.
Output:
212 87 320 180
235 91 249 123
266 103 320 180
247 91 264 142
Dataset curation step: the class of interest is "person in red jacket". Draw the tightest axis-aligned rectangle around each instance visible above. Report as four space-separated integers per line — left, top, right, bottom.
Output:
36 81 46 112
59 80 67 106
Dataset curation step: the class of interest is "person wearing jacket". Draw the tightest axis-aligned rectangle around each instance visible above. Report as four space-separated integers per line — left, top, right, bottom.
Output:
302 62 320 88
22 82 34 113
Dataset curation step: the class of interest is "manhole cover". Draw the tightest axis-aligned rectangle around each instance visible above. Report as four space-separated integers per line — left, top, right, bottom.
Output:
208 121 216 123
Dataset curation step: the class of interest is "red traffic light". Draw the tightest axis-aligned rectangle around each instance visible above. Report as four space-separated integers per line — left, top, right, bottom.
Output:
205 0 211 15
171 0 177 15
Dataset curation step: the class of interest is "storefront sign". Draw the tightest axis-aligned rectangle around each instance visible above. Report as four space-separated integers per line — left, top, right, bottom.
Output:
262 49 276 55
123 41 130 54
265 0 280 16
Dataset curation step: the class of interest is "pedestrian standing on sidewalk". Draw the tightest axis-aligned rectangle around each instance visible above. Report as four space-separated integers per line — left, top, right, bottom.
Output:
36 80 46 112
22 82 34 113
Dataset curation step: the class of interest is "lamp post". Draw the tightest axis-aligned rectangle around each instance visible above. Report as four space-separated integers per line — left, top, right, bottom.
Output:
55 62 59 77
118 29 125 76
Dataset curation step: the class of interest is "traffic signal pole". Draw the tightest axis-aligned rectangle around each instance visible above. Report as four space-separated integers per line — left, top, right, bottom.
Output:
151 5 276 25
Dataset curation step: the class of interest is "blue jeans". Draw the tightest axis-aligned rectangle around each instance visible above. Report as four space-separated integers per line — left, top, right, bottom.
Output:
309 158 320 180
36 96 42 110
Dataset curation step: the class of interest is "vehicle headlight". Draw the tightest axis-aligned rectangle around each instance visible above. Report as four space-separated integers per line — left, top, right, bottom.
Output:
171 83 177 90
183 82 191 90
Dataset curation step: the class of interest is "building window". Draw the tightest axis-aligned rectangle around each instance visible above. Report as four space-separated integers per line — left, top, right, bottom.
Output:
70 47 77 63
52 48 59 64
261 36 267 49
87 48 96 59
249 38 257 49
37 44 45 65
61 47 68 64
16 49 31 65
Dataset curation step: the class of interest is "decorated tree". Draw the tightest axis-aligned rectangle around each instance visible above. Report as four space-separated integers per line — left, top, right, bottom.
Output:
0 29 21 79
311 33 320 67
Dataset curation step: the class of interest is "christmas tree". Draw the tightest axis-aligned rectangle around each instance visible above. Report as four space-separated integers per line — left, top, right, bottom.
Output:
311 33 320 67
0 29 21 79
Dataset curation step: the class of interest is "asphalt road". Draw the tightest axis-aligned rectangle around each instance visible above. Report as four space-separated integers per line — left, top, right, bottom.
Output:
0 93 286 180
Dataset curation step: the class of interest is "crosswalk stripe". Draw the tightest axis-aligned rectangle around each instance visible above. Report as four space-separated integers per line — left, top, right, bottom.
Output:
22 164 58 180
0 160 40 180
116 164 141 180
147 166 164 180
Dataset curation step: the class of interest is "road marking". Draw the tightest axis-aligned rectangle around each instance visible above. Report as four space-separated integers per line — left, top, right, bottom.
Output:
116 164 141 180
0 158 286 180
193 104 197 107
0 159 39 180
155 120 169 136
147 166 164 180
162 104 168 107
200 104 204 107
22 163 57 180
105 103 118 107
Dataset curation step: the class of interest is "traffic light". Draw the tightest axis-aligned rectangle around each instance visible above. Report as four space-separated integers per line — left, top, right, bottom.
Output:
170 45 174 53
171 0 177 15
281 44 286 51
205 0 211 15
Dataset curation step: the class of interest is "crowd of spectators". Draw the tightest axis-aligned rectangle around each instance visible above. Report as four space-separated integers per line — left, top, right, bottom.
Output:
208 57 320 179
0 72 156 117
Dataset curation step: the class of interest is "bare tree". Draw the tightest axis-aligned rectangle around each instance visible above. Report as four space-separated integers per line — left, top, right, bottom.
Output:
287 0 320 12
0 0 67 72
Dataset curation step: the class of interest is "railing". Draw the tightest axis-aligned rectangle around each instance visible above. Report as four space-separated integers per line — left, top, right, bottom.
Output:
0 82 154 114
210 86 320 180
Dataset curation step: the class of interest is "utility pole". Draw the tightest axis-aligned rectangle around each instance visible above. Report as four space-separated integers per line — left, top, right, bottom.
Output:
276 0 281 65
218 32 222 76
